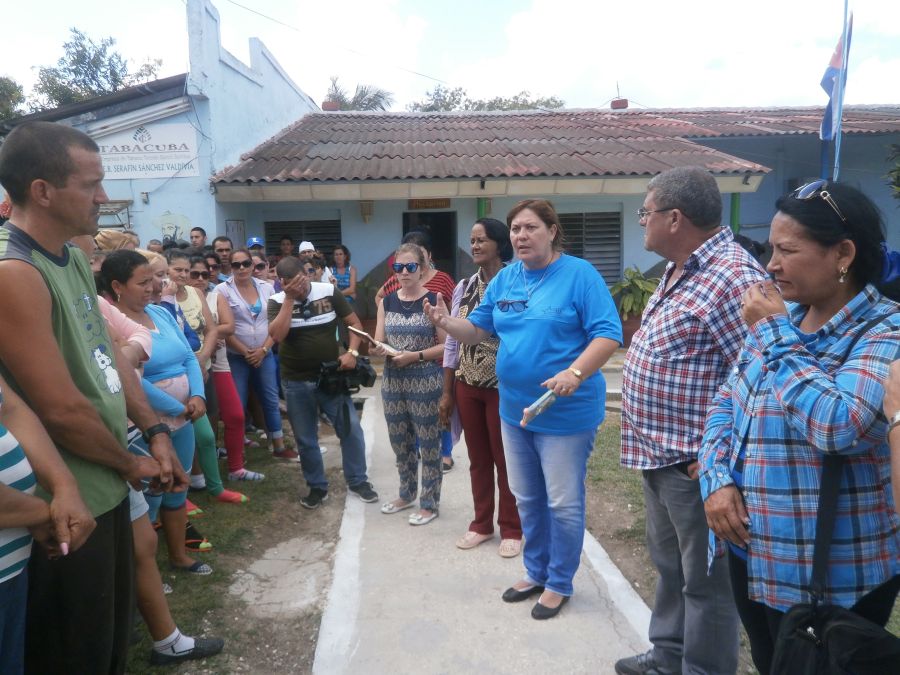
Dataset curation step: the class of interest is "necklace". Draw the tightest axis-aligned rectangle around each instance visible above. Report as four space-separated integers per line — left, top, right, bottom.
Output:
397 290 423 311
521 254 556 302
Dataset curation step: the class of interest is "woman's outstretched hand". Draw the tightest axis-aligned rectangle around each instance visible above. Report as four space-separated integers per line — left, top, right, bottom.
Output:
423 293 449 328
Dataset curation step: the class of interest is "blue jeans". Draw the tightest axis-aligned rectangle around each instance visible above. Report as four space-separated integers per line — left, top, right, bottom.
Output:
283 379 368 491
0 569 27 674
228 351 283 439
500 420 597 596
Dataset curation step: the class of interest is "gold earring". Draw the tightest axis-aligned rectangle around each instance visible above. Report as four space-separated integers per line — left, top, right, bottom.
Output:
838 266 847 284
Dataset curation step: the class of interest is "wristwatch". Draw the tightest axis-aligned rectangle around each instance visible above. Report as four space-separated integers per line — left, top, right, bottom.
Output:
567 367 584 381
348 348 359 358
261 345 269 354
889 410 900 434
418 351 425 362
142 423 171 443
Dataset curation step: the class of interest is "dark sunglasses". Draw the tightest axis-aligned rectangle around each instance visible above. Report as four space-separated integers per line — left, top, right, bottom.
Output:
254 262 268 272
497 299 528 313
207 263 220 271
189 270 210 280
791 180 847 223
392 262 420 273
303 267 317 276
232 259 254 269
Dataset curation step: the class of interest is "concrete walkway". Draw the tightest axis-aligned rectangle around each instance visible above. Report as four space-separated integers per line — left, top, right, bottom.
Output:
312 370 650 674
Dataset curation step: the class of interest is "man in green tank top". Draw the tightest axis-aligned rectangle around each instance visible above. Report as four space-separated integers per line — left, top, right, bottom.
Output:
0 121 188 673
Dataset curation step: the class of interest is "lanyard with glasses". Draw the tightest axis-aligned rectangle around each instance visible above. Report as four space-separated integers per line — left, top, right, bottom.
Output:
791 180 847 223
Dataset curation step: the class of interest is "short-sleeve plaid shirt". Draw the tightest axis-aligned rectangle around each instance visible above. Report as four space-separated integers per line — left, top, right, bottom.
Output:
621 228 766 469
699 286 900 611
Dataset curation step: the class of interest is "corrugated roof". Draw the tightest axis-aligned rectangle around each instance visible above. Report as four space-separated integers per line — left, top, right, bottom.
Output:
214 105 900 185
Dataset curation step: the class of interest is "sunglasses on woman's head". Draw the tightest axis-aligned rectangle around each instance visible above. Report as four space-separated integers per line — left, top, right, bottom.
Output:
392 262 420 273
189 270 210 280
232 259 254 269
791 179 847 223
254 262 268 272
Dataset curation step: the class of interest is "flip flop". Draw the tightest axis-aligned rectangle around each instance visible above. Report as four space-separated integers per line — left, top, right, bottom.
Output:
380 500 415 514
171 560 213 576
409 511 438 526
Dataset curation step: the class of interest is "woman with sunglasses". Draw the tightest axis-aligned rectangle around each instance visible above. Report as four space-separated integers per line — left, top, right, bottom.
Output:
699 181 900 675
187 257 263 484
425 199 621 619
375 243 448 526
441 218 523 558
216 249 291 458
251 253 273 285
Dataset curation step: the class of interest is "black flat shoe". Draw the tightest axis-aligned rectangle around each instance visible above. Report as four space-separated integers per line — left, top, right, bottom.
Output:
531 595 569 620
501 584 545 603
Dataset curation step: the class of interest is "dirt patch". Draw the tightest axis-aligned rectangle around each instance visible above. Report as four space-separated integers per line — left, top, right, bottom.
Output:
130 421 346 675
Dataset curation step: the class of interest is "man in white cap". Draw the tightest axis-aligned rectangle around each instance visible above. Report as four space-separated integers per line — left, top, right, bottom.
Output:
299 241 335 284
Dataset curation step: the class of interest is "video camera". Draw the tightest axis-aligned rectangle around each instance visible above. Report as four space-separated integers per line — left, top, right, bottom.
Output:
317 357 377 395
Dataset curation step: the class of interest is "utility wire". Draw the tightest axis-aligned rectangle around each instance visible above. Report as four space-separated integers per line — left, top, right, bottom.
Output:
223 0 448 85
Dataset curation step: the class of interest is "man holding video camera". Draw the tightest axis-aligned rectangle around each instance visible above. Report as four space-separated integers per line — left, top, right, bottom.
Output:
269 255 378 509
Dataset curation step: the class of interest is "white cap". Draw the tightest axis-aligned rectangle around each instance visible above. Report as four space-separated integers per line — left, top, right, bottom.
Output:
298 240 315 253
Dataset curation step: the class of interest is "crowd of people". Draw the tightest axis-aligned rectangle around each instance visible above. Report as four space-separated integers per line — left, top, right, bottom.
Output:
1 119 900 675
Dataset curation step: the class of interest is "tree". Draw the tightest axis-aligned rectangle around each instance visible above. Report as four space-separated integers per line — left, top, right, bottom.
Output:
30 28 161 110
0 76 25 121
407 86 564 112
324 76 394 111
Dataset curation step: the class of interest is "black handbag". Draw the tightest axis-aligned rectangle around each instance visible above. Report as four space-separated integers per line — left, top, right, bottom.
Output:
771 317 900 674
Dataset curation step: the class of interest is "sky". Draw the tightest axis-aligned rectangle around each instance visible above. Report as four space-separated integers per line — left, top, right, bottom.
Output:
3 0 899 112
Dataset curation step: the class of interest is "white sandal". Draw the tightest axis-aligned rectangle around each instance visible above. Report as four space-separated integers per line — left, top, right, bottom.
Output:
380 500 415 514
408 511 438 526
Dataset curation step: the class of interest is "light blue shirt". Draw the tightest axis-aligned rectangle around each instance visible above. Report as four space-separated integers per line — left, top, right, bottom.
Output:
468 254 622 434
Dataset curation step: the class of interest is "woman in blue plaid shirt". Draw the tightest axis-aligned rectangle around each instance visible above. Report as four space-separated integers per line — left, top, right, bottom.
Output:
699 181 900 675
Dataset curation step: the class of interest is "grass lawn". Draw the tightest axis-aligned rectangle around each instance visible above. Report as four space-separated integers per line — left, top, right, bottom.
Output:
126 430 338 673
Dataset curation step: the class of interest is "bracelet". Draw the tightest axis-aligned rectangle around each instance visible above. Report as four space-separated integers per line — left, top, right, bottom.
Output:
418 351 425 362
261 345 269 354
567 367 584 381
142 423 171 444
889 410 900 434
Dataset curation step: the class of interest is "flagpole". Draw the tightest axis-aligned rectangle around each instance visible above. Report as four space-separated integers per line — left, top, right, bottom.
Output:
833 1 852 181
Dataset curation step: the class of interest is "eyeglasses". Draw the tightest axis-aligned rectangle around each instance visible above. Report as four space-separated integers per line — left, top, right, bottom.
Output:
637 207 675 220
392 262 420 273
791 179 847 223
207 263 220 271
303 267 317 276
254 263 268 272
497 299 528 313
189 270 210 280
232 259 254 269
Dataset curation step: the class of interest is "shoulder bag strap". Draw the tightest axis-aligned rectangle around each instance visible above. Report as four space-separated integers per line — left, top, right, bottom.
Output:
809 313 892 601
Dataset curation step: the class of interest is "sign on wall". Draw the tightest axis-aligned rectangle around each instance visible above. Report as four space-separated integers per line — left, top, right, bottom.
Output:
97 123 199 180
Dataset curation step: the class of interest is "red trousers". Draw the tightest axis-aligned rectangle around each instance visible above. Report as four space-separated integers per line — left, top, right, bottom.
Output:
455 380 522 539
213 371 246 473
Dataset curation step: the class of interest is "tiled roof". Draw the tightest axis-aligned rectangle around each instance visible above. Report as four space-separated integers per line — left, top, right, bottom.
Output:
214 105 900 185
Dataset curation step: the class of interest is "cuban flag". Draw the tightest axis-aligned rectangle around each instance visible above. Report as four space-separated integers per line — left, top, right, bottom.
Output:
819 14 853 141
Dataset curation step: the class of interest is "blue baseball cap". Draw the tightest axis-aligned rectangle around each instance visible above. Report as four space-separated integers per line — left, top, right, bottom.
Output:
246 237 264 249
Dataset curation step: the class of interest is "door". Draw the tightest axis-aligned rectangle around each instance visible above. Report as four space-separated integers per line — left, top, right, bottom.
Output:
402 211 456 278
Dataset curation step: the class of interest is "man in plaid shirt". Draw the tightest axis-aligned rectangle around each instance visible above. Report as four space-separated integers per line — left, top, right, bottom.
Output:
616 167 766 675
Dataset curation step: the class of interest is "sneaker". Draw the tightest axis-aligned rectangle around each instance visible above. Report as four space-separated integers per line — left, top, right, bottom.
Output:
215 489 249 504
228 469 265 481
216 446 228 459
149 636 225 666
300 487 329 509
185 499 204 517
272 448 299 460
615 650 681 675
349 481 378 503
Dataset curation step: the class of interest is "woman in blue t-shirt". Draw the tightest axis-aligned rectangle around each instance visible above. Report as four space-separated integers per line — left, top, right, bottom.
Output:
426 199 622 620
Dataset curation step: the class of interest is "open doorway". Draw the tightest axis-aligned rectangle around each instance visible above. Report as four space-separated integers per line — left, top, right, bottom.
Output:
402 211 456 277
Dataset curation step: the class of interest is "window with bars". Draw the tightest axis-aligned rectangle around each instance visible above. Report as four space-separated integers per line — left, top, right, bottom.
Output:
263 220 342 257
559 211 622 284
